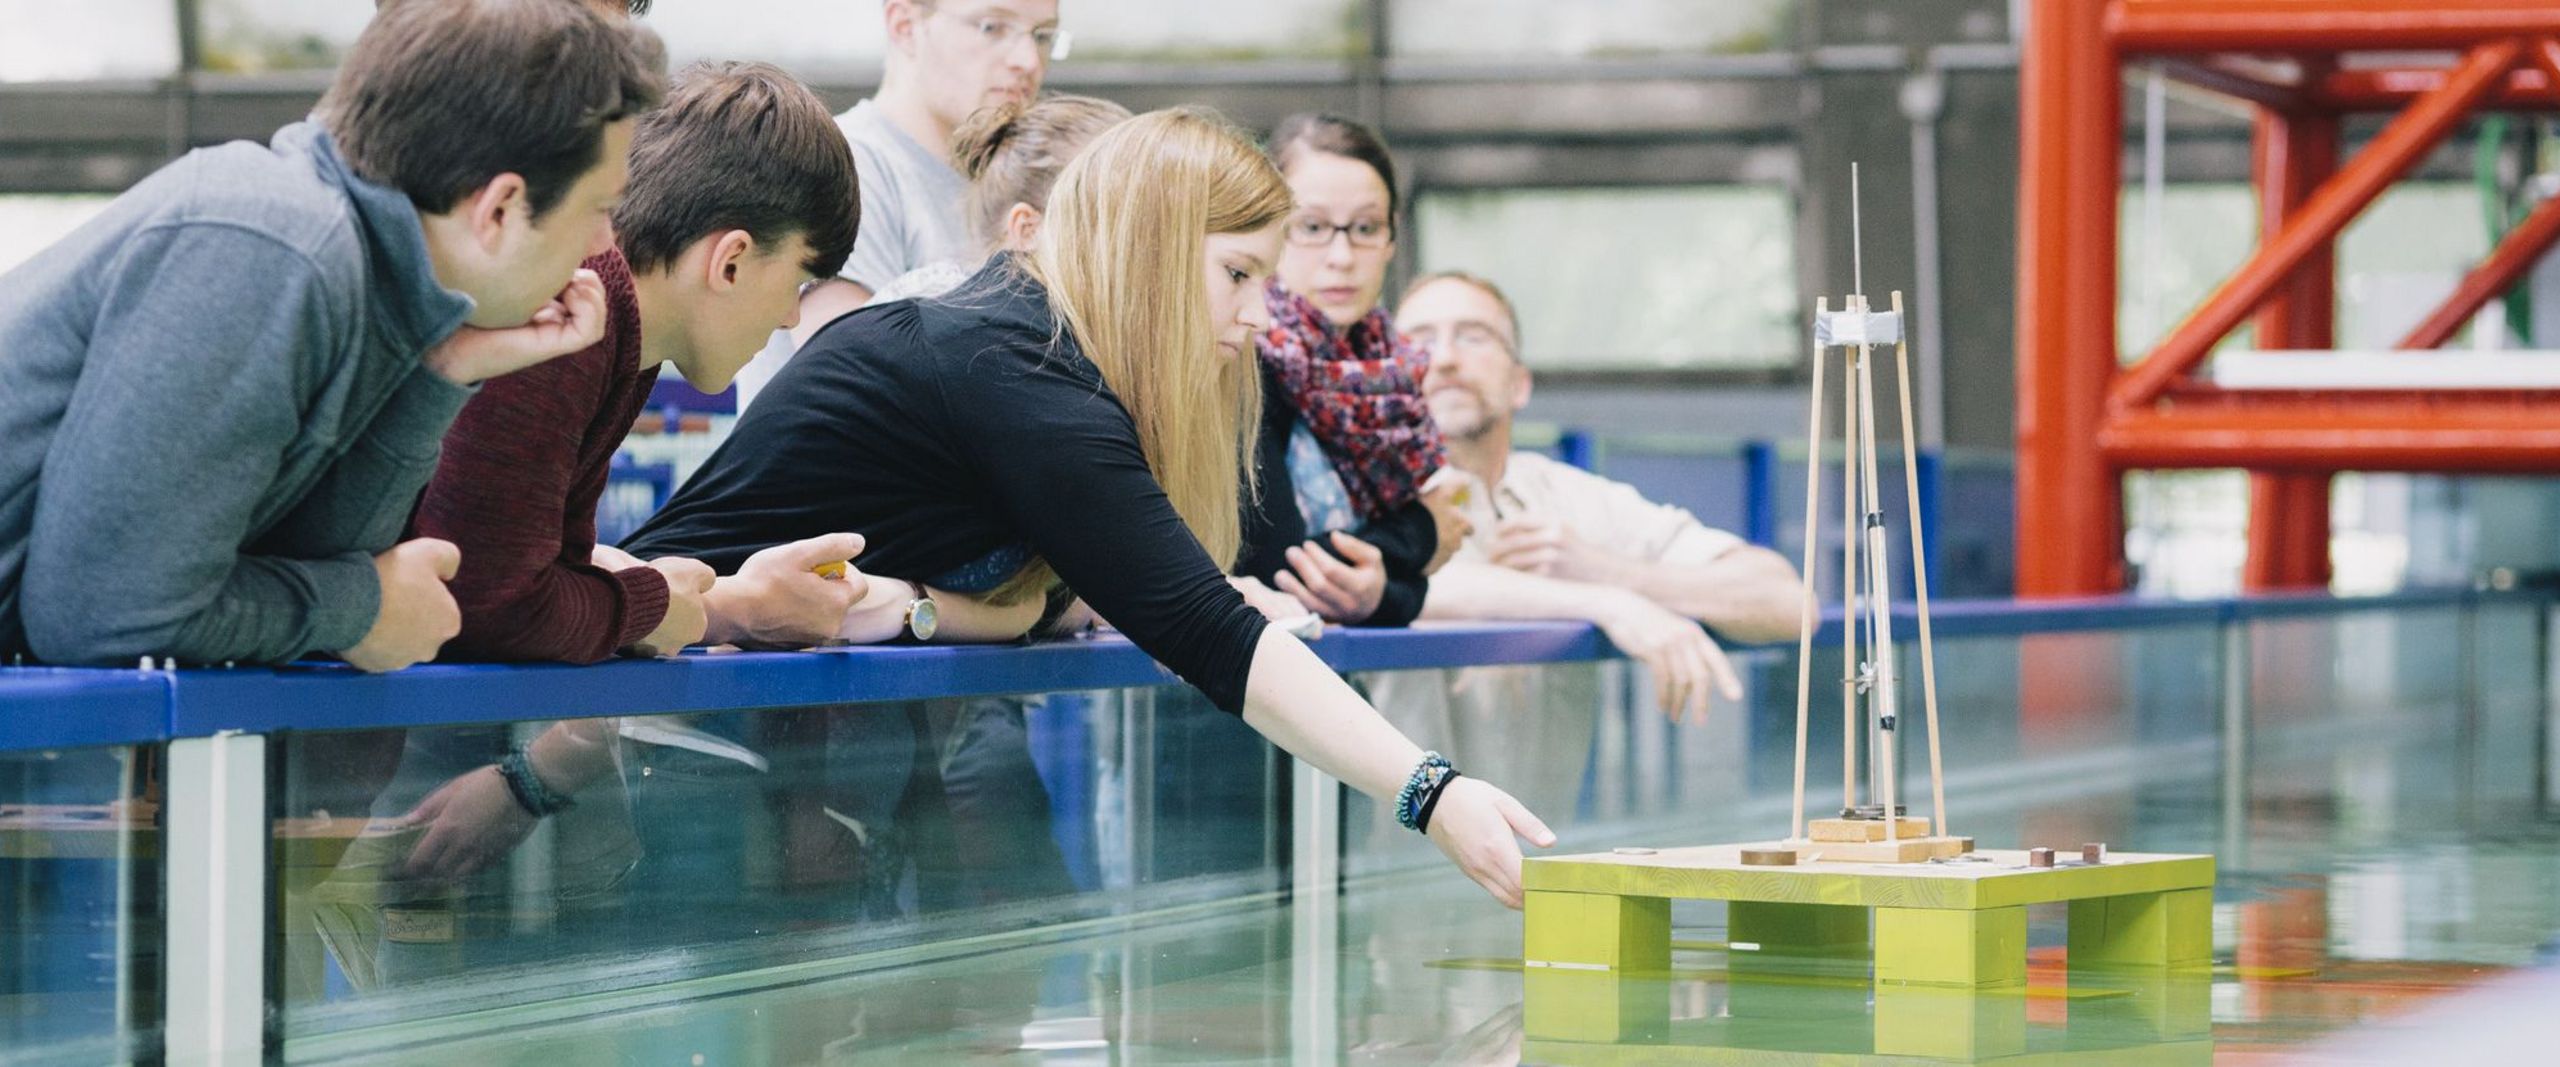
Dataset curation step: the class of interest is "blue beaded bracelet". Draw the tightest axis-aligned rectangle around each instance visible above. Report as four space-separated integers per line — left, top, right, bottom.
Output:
1396 751 1455 832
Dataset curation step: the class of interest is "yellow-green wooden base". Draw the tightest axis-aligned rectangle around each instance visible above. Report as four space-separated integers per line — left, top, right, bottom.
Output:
1522 843 2215 1053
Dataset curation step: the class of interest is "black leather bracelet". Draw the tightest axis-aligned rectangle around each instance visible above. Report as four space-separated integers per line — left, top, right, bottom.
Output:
497 742 575 817
1414 769 1463 834
1033 581 1080 637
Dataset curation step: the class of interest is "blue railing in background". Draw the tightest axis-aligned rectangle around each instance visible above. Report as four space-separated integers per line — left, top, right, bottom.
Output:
597 454 674 546
1524 429 2013 600
602 425 2010 600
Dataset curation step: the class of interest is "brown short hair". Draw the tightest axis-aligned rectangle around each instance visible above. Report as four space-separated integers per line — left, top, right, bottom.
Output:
1403 270 1524 357
950 94 1132 251
1268 112 1401 231
323 0 663 219
612 62 858 279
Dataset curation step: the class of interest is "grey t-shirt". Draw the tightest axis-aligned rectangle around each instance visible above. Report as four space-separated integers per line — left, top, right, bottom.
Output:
836 99 972 293
733 99 973 412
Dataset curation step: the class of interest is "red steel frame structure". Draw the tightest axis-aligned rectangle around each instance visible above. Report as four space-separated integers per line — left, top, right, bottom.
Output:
2017 0 2560 596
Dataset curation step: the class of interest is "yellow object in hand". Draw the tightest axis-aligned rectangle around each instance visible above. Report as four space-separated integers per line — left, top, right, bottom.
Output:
812 561 848 580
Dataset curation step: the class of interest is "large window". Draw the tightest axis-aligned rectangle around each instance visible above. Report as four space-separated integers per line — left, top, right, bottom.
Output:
196 1 1358 77
1413 184 1799 372
0 0 179 81
2118 180 2496 358
1389 0 1794 60
199 0 366 74
202 0 889 75
1059 0 1358 61
2116 179 2509 597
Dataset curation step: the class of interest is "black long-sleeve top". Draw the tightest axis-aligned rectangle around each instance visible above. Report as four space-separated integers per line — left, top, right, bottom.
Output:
620 260 1270 712
1234 363 1436 627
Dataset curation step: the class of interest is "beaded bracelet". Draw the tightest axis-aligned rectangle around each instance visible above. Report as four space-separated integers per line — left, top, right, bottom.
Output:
1396 751 1456 832
498 742 577 817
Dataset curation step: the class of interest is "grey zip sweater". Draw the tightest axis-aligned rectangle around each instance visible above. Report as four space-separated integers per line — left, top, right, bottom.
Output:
0 121 475 666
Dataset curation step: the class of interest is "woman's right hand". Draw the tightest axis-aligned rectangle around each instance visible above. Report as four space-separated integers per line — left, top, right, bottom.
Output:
1423 776 1555 909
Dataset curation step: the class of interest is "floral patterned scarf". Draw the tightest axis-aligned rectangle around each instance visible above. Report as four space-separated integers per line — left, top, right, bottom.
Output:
1257 280 1446 520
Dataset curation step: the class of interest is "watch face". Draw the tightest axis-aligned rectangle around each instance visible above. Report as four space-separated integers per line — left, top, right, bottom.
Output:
909 597 940 641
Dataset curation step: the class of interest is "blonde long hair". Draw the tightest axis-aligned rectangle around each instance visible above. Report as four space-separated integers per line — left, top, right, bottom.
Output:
994 107 1293 605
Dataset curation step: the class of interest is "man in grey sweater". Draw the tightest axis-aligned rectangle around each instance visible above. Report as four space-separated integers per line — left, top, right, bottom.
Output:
0 0 662 672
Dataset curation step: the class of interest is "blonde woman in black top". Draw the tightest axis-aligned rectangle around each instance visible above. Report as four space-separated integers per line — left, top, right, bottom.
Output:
626 108 1554 907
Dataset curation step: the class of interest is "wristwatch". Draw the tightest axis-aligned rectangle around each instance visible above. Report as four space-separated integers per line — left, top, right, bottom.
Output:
902 580 939 641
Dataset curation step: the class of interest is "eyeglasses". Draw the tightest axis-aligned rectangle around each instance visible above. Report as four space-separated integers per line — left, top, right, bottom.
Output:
924 5 1072 61
1284 215 1391 249
1407 321 1516 358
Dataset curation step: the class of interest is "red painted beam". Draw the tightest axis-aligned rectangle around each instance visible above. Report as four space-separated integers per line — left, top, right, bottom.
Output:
2398 180 2560 350
2245 474 2333 588
2252 109 2338 353
2017 0 2125 597
2114 0 2560 53
2245 108 2339 591
2110 39 2520 412
2400 40 2560 350
2315 66 2560 111
2100 397 2560 471
2159 58 2308 112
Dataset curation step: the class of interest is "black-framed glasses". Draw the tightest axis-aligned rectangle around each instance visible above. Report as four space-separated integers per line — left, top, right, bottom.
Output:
1284 215 1391 249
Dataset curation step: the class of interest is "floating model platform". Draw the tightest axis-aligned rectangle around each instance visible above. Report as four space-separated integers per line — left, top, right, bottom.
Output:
1517 167 2220 1061
1526 844 2215 985
1521 844 2215 1057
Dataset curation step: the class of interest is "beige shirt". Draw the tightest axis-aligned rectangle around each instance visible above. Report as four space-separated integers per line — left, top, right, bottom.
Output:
1447 450 1744 567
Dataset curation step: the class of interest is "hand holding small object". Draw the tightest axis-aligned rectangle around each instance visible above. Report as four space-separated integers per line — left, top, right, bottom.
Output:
700 533 867 648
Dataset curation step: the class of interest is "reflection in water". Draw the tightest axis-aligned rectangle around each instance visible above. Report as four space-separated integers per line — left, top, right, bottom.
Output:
259 677 1306 1056
270 687 1280 1039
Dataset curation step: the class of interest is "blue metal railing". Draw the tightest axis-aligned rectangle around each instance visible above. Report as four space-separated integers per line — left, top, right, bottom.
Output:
3 589 2539 754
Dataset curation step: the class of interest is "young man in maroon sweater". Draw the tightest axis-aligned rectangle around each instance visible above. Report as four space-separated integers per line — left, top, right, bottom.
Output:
386 63 1036 882
412 62 864 667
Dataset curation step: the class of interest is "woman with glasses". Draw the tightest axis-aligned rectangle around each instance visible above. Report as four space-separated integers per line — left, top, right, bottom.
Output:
1242 113 1469 629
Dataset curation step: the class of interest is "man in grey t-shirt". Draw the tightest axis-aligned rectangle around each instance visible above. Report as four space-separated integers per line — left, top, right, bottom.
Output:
733 0 1062 410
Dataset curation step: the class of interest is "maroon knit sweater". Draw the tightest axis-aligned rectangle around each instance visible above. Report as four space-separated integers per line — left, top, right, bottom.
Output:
410 249 668 663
